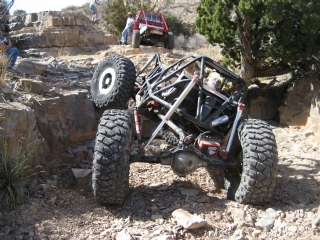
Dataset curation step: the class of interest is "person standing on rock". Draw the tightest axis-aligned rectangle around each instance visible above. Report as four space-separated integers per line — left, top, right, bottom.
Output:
120 12 134 45
0 33 19 70
90 0 100 23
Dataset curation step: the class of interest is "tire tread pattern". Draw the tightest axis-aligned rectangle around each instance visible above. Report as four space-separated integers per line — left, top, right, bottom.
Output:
132 30 141 48
92 109 132 204
225 119 278 205
90 54 136 109
160 129 179 146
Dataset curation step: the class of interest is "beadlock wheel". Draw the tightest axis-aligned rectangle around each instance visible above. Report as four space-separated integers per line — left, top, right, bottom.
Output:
90 54 136 109
98 68 116 95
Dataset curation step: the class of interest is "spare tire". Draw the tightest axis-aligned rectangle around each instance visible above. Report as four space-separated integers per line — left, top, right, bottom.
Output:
224 119 278 205
90 54 136 109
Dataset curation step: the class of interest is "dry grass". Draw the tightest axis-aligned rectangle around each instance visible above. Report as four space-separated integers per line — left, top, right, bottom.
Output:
0 52 9 85
57 46 71 58
194 44 223 61
173 34 223 61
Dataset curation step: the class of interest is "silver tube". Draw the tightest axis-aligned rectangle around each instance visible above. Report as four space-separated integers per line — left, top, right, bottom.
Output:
142 75 200 151
210 115 229 127
158 114 186 141
226 103 244 153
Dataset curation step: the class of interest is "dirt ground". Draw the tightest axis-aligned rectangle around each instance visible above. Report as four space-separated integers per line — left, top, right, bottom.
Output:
0 121 319 240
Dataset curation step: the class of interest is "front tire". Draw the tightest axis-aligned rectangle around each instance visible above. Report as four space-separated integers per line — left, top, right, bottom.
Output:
90 54 136 109
224 119 278 205
92 109 132 204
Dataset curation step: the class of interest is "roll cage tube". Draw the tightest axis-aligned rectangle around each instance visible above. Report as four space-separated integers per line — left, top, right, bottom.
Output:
0 0 14 19
136 53 247 108
135 53 248 142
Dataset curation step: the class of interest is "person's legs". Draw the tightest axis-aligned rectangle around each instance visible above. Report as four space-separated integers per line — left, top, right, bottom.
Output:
5 47 19 69
121 28 128 44
126 27 132 44
90 5 97 21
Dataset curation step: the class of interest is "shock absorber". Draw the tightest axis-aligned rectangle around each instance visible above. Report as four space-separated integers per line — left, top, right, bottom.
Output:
200 95 216 121
225 103 244 159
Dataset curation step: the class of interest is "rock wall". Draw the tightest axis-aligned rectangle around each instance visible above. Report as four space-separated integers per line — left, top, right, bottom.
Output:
1 11 118 49
30 90 100 156
244 79 290 121
0 91 101 165
279 76 320 143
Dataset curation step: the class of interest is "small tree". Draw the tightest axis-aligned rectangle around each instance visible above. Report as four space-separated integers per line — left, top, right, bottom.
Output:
102 0 156 38
195 0 320 82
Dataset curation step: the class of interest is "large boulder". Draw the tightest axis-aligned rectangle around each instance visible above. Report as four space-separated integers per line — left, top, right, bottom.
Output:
279 76 320 143
30 90 100 156
244 77 291 120
0 102 49 170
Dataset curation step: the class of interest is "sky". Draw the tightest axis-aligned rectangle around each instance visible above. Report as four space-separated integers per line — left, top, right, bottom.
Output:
9 0 90 14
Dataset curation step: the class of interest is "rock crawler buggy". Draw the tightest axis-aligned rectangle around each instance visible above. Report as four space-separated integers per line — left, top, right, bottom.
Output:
89 53 278 205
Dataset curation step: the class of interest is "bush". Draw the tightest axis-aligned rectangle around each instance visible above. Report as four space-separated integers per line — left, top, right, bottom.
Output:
0 52 9 85
163 12 187 36
174 34 187 50
174 34 209 51
185 34 207 50
0 138 43 210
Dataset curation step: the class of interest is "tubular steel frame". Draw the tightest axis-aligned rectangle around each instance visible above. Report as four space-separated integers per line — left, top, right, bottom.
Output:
131 53 248 167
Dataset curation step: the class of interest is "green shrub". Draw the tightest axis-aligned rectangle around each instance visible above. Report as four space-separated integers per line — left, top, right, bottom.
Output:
0 138 42 210
102 0 156 38
163 12 195 36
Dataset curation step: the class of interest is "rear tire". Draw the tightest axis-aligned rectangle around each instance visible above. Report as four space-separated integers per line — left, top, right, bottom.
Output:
132 30 141 48
92 109 132 204
165 32 174 50
161 129 179 146
224 119 278 205
90 54 136 109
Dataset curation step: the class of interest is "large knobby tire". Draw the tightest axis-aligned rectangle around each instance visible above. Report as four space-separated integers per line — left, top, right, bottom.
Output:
224 119 278 205
132 30 141 48
165 32 174 50
92 109 132 205
90 54 136 109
